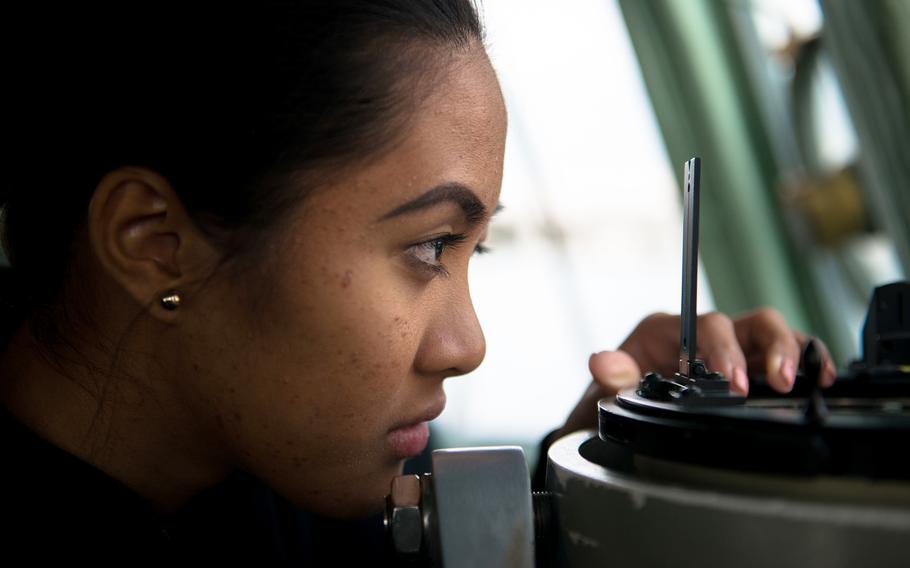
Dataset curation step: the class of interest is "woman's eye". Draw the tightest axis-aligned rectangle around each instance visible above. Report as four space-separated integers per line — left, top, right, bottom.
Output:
412 239 447 266
406 234 471 274
406 234 491 276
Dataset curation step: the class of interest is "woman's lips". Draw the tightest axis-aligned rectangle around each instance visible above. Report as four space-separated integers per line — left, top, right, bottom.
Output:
387 397 445 458
387 421 430 458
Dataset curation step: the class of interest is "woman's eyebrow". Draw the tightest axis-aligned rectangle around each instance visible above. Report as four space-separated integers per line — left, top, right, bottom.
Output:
379 182 488 224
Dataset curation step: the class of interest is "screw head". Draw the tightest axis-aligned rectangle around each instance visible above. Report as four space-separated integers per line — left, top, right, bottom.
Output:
385 474 423 555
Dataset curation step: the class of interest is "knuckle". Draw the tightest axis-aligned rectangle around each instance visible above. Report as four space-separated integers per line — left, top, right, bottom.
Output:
642 311 670 324
754 305 776 318
701 311 733 332
637 311 671 333
753 305 783 324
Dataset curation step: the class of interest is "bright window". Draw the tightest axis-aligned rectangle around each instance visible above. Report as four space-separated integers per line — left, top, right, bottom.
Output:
434 0 715 458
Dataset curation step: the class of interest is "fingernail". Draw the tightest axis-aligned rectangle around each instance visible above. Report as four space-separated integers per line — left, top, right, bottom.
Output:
733 367 749 393
768 353 783 383
781 357 796 387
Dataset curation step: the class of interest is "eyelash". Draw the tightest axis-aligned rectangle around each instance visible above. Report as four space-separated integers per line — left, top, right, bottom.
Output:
409 234 491 276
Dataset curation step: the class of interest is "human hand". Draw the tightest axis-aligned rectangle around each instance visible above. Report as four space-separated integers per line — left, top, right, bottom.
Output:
559 308 836 437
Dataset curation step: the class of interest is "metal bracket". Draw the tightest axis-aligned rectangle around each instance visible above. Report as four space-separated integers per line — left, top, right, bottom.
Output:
385 446 537 567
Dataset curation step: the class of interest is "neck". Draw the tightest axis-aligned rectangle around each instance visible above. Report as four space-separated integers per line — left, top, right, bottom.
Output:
0 322 232 514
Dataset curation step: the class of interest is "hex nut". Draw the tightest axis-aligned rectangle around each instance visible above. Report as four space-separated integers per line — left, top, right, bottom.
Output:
387 474 423 555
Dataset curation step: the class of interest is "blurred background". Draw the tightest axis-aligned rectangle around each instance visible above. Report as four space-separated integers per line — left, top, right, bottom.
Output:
431 0 909 466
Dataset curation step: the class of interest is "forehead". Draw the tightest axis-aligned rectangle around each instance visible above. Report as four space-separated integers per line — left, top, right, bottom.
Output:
303 48 507 226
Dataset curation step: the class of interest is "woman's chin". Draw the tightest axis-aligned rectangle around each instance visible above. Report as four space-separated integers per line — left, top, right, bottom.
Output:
279 459 406 519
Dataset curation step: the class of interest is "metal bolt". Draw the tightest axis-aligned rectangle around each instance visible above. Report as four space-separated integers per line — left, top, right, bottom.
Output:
385 474 423 555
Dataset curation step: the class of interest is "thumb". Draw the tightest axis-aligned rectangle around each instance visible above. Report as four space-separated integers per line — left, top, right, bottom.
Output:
588 350 641 395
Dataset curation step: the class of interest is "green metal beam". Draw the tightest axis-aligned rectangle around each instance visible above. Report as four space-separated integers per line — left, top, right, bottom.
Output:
618 0 811 333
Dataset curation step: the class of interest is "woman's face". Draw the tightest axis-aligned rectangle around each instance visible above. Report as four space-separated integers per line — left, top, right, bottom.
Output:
181 48 506 517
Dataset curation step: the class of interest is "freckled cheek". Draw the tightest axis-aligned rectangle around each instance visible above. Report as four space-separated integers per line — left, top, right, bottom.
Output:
263 258 423 424
342 319 418 393
391 314 416 341
308 276 421 383
318 324 421 438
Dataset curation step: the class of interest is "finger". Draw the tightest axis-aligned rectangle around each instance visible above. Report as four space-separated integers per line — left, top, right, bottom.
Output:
793 331 837 387
696 312 749 394
589 350 641 395
618 312 680 377
735 308 800 393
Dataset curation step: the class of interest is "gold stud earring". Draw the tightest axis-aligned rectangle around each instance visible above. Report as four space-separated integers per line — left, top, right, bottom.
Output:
160 290 182 311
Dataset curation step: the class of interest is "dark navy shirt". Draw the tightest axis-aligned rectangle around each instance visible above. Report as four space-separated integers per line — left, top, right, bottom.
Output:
0 406 388 566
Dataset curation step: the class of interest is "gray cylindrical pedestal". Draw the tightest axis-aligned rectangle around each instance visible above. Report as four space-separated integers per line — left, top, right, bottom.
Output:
546 430 910 567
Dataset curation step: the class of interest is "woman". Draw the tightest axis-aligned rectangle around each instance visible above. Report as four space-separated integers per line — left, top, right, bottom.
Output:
1 1 834 564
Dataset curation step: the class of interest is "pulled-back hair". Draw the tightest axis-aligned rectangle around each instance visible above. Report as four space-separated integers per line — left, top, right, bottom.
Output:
2 0 483 343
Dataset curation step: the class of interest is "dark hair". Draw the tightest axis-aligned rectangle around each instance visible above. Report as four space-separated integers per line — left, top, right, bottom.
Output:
2 1 483 343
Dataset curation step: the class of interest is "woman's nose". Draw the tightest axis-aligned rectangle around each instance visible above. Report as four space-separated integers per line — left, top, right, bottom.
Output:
414 288 486 378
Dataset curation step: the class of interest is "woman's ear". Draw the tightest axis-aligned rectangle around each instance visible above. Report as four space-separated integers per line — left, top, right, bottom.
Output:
88 167 219 320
